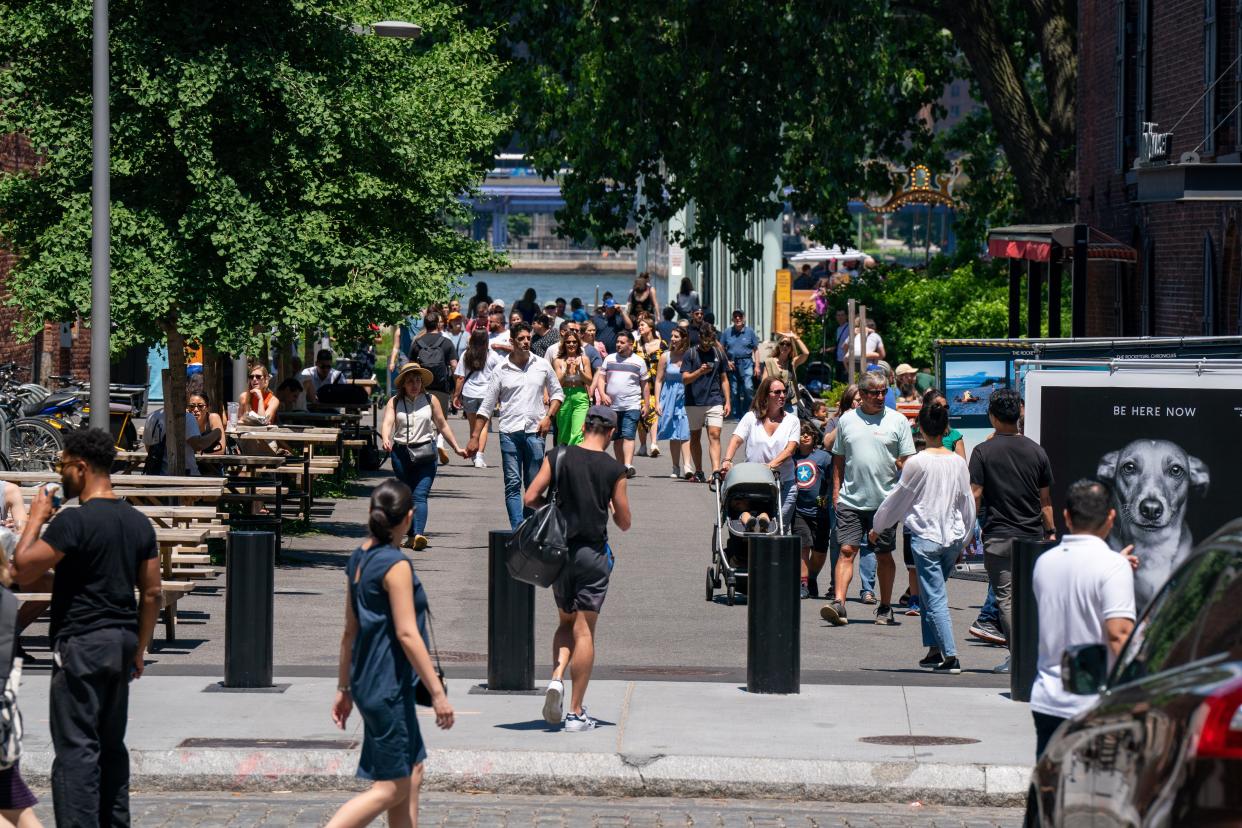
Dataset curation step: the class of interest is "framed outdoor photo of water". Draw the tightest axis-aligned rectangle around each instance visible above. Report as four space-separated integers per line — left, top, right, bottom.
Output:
1025 368 1242 607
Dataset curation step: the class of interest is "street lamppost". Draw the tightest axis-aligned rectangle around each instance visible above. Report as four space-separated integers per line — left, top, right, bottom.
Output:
85 7 418 416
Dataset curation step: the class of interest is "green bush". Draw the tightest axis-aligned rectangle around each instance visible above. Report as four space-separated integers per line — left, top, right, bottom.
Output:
792 260 1009 369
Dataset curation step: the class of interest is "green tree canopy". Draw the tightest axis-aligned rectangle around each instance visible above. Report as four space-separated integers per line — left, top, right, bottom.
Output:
0 0 506 355
469 0 1069 260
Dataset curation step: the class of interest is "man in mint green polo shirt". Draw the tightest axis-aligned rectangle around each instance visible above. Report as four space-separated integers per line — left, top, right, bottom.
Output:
820 370 915 627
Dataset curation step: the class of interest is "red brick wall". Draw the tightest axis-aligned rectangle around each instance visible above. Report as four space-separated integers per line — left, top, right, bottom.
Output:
1078 0 1242 336
0 132 93 381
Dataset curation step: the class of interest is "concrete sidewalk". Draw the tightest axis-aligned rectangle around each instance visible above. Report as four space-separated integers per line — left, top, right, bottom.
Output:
16 673 1034 806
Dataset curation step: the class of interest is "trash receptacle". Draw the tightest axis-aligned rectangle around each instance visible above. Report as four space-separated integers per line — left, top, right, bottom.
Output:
225 529 276 688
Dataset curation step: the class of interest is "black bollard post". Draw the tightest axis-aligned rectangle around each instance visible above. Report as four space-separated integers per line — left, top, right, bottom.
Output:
488 529 535 692
747 533 801 694
224 530 276 688
1010 539 1055 702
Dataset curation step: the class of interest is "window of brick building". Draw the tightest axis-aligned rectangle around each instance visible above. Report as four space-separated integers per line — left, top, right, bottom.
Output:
1136 0 1151 153
1224 220 1242 333
1204 233 1218 334
1116 0 1127 169
1206 0 1219 155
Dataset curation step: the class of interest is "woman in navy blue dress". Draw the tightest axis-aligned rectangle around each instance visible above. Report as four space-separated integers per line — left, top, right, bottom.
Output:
327 480 454 828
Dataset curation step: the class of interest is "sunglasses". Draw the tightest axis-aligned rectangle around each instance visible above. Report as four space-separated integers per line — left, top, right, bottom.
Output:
187 403 207 410
52 458 82 473
860 388 886 396
249 374 264 380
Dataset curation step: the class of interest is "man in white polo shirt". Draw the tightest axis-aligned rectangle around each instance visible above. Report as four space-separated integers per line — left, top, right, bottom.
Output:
591 330 648 479
468 322 564 528
1031 478 1137 757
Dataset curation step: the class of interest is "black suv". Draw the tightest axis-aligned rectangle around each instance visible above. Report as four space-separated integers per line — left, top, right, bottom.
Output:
1029 519 1242 827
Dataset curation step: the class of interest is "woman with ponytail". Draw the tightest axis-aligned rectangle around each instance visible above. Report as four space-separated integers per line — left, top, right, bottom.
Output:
327 479 454 828
869 397 976 675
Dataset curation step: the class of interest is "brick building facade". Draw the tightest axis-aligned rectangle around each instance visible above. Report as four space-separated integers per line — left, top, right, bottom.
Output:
0 133 94 381
1078 0 1242 336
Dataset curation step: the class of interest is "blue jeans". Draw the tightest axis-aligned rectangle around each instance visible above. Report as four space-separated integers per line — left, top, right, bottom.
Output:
499 431 545 529
728 359 755 416
978 586 999 623
911 534 965 657
390 449 437 537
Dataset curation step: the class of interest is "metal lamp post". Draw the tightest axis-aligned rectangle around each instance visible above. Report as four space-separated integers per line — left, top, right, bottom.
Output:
89 0 110 429
94 13 421 420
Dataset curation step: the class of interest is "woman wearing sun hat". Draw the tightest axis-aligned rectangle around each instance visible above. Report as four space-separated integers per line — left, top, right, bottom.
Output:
379 363 468 550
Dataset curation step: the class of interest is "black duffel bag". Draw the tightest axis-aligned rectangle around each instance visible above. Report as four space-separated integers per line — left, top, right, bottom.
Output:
505 446 569 587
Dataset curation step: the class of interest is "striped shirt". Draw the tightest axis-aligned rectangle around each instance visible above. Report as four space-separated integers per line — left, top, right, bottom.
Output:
602 353 647 411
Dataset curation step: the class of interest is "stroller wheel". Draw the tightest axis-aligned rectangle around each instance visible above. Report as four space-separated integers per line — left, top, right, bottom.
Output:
705 567 714 601
726 585 736 606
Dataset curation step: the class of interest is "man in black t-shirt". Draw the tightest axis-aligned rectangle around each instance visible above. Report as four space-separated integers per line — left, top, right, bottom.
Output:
14 428 160 826
968 388 1056 674
524 405 631 733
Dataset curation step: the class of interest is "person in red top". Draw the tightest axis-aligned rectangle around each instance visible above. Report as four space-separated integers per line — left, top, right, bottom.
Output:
238 363 280 425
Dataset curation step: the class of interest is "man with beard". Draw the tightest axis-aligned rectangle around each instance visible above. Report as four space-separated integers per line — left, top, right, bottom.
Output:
14 428 161 825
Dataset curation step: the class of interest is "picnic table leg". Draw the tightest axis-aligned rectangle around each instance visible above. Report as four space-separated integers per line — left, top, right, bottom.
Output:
163 604 176 641
302 447 312 521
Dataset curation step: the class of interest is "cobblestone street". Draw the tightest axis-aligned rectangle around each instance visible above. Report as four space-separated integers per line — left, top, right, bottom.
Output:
31 792 1024 827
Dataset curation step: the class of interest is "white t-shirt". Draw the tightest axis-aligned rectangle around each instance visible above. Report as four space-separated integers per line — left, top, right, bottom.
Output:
872 451 976 547
1031 535 1136 719
489 329 511 352
732 411 801 481
851 331 883 365
299 366 342 393
142 409 201 475
601 353 647 412
454 349 503 399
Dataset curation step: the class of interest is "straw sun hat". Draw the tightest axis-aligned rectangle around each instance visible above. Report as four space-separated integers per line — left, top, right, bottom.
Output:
395 362 433 389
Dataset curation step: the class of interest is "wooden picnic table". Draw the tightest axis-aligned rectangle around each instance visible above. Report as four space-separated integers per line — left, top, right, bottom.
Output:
232 428 342 519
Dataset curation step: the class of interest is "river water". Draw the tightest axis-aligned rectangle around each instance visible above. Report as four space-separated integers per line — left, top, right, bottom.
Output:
456 270 668 313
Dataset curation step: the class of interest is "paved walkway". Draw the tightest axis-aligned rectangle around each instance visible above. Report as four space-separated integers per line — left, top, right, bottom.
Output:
29 792 1023 826
16 420 1034 804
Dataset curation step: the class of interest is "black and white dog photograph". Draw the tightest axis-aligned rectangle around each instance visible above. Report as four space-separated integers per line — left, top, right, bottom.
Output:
1026 370 1241 609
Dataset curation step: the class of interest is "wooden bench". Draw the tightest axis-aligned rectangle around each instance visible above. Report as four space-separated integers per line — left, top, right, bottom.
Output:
16 581 197 641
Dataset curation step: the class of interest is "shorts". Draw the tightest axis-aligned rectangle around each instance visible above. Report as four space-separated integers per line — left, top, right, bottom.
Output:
835 506 896 553
793 512 829 552
613 408 640 440
462 396 484 415
686 404 724 430
903 530 915 568
553 542 614 614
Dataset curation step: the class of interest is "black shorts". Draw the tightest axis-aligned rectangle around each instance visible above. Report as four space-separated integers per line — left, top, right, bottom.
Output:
903 531 915 568
792 512 829 552
553 542 614 614
835 506 897 553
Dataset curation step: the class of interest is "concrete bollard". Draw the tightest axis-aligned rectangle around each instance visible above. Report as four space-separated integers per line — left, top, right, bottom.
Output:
487 529 535 691
224 530 276 688
747 533 801 694
1010 539 1056 702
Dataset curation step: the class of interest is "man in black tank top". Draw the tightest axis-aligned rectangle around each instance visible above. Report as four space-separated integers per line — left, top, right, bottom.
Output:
523 405 632 732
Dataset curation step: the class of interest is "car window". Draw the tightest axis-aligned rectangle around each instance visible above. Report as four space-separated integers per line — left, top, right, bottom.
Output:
1112 549 1233 686
1192 557 1242 661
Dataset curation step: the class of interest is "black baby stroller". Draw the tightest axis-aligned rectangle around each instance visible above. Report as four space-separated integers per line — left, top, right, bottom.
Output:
706 462 786 606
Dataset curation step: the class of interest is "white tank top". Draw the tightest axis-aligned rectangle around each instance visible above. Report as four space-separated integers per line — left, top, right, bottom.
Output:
393 395 435 446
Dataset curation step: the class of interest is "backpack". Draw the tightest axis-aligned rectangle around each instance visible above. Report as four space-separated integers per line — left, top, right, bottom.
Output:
143 414 166 475
410 333 452 392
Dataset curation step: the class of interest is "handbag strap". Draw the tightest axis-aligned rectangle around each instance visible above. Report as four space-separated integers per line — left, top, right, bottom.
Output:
407 560 443 676
548 446 566 505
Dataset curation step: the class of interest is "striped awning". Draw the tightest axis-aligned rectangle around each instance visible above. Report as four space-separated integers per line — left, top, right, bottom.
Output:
987 225 1137 263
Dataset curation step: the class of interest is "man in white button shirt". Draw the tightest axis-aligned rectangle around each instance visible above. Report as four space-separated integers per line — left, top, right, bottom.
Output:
468 322 564 528
1031 479 1137 758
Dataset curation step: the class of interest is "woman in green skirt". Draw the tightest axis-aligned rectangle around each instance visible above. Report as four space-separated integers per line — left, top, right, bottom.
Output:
553 330 593 444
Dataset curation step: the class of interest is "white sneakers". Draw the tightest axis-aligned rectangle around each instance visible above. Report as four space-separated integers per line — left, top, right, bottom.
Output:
473 455 488 469
564 709 598 732
542 679 564 725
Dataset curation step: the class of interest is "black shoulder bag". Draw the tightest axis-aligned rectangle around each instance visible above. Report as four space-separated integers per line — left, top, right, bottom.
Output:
505 446 569 587
395 396 437 466
411 580 446 707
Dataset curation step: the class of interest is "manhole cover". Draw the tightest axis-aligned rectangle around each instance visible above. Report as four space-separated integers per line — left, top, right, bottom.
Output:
615 667 728 677
178 738 358 750
859 735 980 746
437 650 486 662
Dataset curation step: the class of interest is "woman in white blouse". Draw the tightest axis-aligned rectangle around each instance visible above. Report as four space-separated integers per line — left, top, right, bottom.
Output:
721 377 801 531
871 398 975 674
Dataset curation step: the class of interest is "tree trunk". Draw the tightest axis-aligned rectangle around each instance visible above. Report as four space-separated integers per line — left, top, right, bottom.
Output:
201 344 225 418
933 0 1074 222
164 322 188 477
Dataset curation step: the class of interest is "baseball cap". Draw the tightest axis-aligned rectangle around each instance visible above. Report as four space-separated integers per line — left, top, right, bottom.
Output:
895 363 916 376
447 311 463 322
732 308 745 318
491 299 506 309
603 297 616 308
585 405 617 426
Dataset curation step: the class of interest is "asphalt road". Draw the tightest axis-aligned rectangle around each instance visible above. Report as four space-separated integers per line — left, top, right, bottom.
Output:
20 419 1009 684
30 792 1025 827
